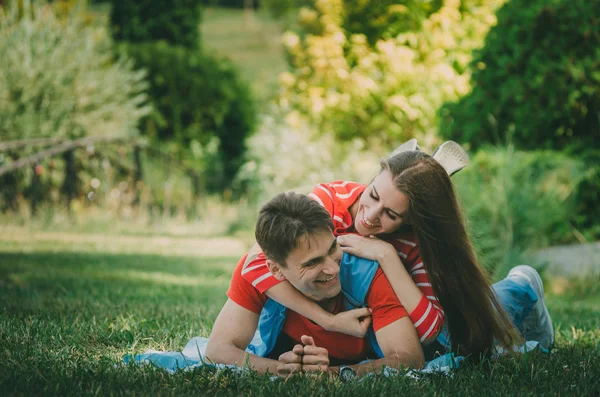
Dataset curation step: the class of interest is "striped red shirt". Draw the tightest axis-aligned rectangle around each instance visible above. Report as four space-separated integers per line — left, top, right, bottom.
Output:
242 181 444 342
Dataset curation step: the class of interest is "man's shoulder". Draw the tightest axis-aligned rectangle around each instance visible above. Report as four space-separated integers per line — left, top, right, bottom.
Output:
227 253 269 314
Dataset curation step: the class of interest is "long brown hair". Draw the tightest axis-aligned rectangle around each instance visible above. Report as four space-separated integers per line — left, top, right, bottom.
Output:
381 151 522 357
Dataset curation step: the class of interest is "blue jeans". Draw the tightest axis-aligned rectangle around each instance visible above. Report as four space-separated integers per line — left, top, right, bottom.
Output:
435 275 538 350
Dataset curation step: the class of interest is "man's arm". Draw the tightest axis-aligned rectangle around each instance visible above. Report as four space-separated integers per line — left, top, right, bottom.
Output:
351 315 425 375
299 316 425 379
205 299 281 374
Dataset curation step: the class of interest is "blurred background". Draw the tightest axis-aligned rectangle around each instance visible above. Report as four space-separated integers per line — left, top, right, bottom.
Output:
0 0 598 278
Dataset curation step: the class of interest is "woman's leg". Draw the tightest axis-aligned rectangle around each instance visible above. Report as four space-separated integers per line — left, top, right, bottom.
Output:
435 265 554 353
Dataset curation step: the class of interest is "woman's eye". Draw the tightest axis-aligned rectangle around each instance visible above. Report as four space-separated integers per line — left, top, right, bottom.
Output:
387 212 397 221
369 193 379 201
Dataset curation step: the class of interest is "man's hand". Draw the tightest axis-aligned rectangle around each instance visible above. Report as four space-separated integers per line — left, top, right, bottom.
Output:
326 307 372 338
277 344 304 379
300 335 331 374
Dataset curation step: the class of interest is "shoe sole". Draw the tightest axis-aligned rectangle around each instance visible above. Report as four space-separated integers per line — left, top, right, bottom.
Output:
390 138 420 157
432 141 469 176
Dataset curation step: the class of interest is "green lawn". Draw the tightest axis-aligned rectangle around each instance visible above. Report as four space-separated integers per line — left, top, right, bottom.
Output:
1 235 599 396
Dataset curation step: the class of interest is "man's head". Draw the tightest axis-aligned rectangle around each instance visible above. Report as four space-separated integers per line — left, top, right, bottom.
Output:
255 192 342 302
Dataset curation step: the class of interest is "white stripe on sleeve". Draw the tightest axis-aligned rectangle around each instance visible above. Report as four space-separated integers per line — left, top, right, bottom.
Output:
413 301 432 328
420 313 440 342
309 193 325 208
242 264 267 275
251 272 273 287
335 186 362 199
333 215 349 228
331 181 352 187
316 185 333 200
396 238 417 247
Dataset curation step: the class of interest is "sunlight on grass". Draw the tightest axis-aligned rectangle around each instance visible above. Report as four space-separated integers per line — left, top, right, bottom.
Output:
1 237 599 395
0 226 248 258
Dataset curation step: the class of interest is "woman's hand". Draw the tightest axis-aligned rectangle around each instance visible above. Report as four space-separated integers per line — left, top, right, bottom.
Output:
325 307 372 337
337 234 396 262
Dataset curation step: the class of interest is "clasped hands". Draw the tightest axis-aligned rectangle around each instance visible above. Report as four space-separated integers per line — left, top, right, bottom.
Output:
277 335 333 379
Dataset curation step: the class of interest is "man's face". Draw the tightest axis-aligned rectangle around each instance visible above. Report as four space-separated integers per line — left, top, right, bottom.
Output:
270 230 342 302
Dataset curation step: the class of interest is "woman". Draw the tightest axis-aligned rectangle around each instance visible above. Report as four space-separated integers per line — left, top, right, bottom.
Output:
242 145 525 358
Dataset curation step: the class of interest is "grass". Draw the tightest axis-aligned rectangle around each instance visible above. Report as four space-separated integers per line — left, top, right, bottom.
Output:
1 234 599 396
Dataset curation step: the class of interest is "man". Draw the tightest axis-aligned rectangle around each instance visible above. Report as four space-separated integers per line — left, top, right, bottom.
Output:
205 191 425 379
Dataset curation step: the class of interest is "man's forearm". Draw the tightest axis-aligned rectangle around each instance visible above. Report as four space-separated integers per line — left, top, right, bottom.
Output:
205 341 280 374
334 351 425 377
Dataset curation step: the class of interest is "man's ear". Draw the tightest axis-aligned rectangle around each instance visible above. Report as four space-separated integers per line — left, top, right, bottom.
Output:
266 259 286 281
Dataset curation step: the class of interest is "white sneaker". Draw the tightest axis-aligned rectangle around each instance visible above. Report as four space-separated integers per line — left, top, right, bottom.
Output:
432 141 470 176
507 265 555 351
390 138 420 157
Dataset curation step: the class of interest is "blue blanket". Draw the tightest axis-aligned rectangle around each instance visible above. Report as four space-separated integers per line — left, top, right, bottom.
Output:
124 337 542 377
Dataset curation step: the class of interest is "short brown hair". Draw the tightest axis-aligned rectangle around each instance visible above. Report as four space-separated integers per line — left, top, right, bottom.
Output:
255 192 334 266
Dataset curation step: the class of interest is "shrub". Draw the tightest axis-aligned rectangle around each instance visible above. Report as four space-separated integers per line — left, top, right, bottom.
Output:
439 0 600 152
453 147 585 278
123 42 257 193
0 1 150 210
200 0 260 9
0 3 150 141
276 0 505 148
109 0 201 48
342 0 443 46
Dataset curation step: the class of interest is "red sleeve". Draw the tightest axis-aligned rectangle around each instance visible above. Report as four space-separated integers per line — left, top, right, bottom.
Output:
308 183 336 216
227 254 268 314
240 252 283 293
388 234 445 342
365 268 408 332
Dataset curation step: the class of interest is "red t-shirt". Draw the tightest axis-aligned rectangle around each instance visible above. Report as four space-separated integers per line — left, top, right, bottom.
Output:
241 181 445 342
227 254 408 361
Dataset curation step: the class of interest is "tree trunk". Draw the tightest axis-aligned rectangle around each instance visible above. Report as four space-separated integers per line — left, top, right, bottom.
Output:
132 145 143 206
61 149 77 211
29 164 42 216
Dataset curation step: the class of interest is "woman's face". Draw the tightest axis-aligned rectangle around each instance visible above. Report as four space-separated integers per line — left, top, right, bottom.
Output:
354 169 410 236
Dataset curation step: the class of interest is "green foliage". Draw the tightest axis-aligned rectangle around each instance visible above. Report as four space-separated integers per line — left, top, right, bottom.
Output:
0 2 150 141
276 0 505 148
454 147 584 278
439 0 600 151
123 42 257 192
342 0 443 46
109 0 201 48
200 0 260 9
439 0 600 239
261 0 313 18
0 1 150 210
571 149 600 239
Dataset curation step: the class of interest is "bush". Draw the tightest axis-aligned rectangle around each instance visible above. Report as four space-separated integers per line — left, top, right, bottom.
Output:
200 0 260 9
123 42 257 193
0 1 150 211
109 0 201 48
276 0 504 148
453 147 585 278
0 3 150 142
439 0 600 152
342 0 443 46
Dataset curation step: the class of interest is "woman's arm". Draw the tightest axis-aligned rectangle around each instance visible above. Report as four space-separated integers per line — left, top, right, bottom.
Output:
338 234 444 344
265 281 372 337
242 243 372 337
